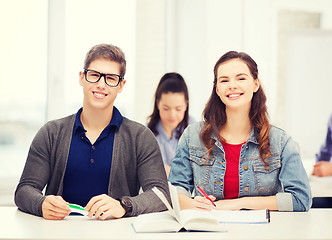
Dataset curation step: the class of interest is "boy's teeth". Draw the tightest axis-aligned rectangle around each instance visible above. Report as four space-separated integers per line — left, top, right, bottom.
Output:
95 92 105 97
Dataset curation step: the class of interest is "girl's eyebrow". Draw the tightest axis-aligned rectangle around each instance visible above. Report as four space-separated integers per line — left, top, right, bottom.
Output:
219 73 249 79
236 73 248 77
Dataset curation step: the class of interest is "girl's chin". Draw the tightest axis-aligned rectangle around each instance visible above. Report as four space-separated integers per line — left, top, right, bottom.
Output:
164 122 178 129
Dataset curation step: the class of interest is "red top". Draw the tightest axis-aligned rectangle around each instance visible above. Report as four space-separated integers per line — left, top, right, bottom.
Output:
222 141 244 199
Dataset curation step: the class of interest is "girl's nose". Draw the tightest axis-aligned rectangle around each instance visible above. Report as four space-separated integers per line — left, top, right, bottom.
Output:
170 109 176 118
228 79 237 89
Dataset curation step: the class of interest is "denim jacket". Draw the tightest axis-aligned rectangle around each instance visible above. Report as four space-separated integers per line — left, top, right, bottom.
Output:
168 122 312 212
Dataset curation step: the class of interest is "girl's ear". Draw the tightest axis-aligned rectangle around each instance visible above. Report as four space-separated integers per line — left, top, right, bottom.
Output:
254 78 260 92
156 99 160 110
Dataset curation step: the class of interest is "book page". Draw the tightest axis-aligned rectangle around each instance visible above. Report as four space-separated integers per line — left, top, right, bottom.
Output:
168 182 181 221
132 211 182 233
151 186 179 222
180 209 218 225
148 183 225 232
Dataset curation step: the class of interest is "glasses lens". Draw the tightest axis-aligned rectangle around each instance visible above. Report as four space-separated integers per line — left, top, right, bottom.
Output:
105 74 120 86
86 70 100 83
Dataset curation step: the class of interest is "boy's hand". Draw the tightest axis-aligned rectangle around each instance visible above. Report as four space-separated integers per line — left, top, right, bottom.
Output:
85 194 126 220
42 195 71 220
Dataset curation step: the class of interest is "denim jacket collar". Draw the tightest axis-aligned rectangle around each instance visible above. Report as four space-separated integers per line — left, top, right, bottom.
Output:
211 127 259 145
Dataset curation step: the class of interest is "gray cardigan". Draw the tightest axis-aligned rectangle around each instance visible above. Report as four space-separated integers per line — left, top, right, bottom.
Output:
15 114 170 217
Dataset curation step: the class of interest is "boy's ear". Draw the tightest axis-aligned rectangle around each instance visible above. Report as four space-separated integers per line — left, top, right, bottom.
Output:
118 79 126 93
79 71 84 86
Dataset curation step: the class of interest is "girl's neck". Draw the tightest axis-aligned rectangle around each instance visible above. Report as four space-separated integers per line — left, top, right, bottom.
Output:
220 108 251 144
161 122 175 139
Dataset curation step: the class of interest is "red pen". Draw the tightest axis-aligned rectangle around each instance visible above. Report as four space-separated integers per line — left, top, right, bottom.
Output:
197 186 216 207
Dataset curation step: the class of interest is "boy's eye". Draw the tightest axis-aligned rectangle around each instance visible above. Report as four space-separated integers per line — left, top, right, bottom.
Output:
90 73 100 77
106 76 117 81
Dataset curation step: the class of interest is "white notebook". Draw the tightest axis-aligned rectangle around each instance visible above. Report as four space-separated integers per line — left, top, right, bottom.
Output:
210 208 270 224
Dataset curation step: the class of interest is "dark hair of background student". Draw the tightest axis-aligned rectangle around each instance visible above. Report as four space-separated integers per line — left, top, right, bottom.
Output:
148 72 189 139
200 51 271 164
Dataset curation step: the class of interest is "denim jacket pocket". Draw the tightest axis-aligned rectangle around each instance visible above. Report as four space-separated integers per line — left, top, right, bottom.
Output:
253 153 281 195
189 146 215 186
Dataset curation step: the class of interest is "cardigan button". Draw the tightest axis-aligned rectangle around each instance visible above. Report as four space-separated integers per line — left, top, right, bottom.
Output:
244 187 249 191
244 165 248 170
90 159 95 164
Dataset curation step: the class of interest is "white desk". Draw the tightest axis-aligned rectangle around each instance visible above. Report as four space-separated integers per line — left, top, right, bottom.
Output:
1 206 331 240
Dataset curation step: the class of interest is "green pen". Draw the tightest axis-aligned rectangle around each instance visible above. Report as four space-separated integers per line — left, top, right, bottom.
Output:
68 203 88 216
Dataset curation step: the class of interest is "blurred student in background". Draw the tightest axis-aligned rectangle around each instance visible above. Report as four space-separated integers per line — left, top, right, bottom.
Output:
148 72 194 176
312 113 332 177
311 113 332 208
168 51 311 212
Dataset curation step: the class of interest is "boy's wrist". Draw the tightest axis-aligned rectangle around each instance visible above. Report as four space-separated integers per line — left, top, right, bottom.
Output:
120 197 133 216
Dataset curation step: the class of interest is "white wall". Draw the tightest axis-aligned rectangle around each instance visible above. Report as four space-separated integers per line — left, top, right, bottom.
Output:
145 0 332 160
284 30 332 158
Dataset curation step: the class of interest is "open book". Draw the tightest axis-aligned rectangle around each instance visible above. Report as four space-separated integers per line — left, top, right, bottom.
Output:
132 182 271 232
132 182 224 232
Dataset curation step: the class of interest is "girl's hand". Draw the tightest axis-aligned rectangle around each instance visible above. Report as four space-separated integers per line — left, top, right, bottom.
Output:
192 195 216 210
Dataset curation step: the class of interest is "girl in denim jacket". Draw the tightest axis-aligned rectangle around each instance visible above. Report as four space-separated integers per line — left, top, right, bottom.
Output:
168 51 311 211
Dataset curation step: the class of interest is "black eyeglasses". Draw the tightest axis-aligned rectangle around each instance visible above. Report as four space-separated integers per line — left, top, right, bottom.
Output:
83 69 123 87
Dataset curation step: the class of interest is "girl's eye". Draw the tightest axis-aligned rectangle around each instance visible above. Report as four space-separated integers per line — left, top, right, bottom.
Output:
239 78 246 81
219 79 228 83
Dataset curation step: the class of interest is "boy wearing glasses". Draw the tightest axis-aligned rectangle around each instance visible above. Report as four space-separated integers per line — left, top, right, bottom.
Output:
15 43 169 220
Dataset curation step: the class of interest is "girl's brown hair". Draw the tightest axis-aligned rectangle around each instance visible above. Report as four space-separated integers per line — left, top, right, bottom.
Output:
200 51 271 165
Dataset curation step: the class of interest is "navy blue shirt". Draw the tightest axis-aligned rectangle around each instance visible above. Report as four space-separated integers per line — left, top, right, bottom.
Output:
62 107 123 207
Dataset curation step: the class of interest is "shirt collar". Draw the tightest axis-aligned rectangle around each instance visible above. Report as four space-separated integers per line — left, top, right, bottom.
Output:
156 120 178 140
109 106 123 129
74 108 85 133
73 107 123 134
247 128 259 144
